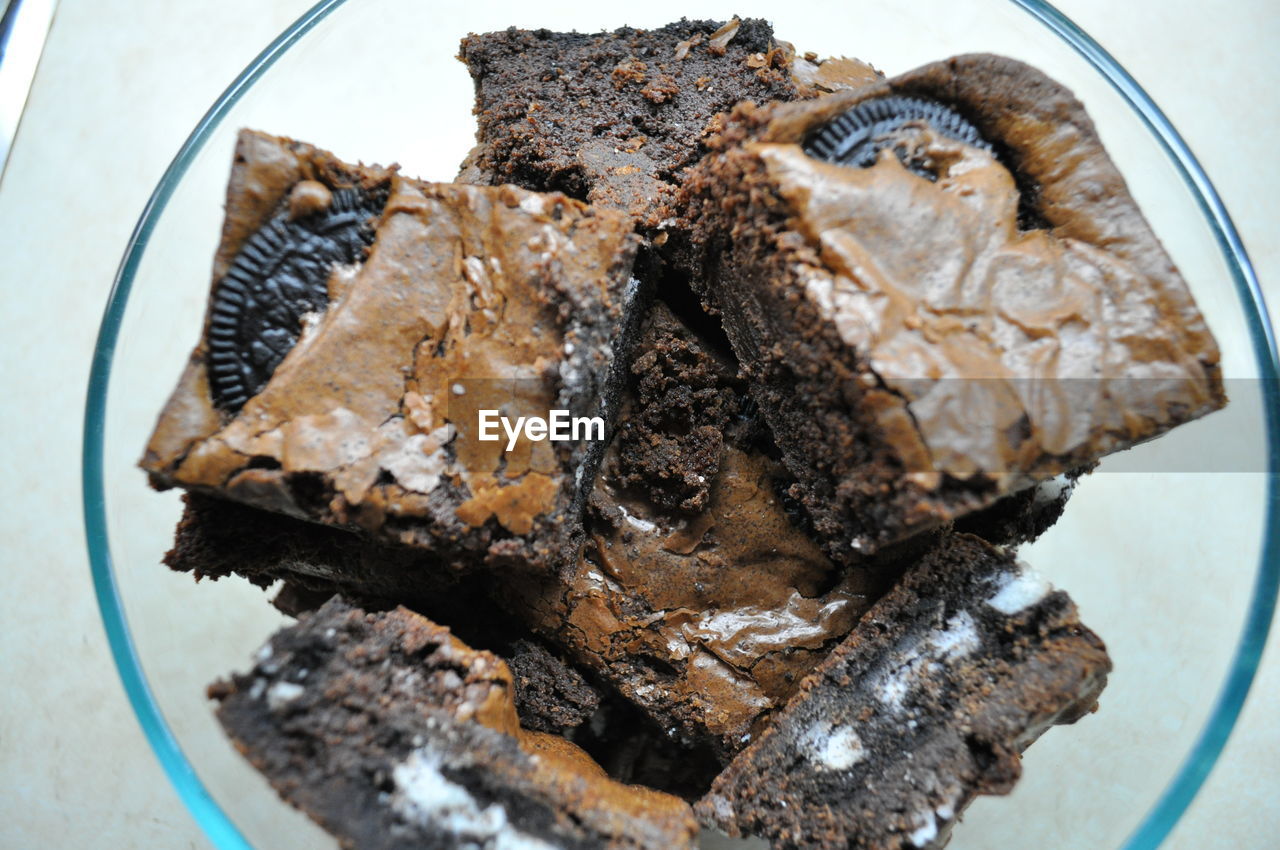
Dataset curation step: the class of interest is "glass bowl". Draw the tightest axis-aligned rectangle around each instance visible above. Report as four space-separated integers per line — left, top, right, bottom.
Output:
83 1 1278 848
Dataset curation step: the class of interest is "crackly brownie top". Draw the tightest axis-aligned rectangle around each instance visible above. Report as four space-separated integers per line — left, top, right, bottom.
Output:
458 18 801 226
142 130 637 557
687 53 1224 485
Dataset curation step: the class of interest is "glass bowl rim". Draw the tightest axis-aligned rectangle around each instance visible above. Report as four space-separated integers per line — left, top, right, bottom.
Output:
80 1 1280 847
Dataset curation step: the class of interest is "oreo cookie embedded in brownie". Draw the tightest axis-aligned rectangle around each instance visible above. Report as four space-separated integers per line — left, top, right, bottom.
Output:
680 53 1225 558
457 18 804 230
212 598 698 850
696 533 1111 849
141 129 642 574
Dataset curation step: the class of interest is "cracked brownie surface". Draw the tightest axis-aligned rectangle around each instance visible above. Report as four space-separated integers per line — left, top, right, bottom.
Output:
142 129 642 574
680 54 1225 559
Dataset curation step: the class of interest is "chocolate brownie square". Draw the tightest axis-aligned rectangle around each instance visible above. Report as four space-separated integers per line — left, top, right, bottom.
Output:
680 53 1225 558
141 129 642 573
212 598 697 849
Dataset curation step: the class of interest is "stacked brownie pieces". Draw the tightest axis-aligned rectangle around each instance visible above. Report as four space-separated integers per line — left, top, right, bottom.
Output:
141 18 1226 850
493 303 903 760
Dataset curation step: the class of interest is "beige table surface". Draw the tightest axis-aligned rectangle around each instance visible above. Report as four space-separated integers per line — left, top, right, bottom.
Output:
1 1 1276 847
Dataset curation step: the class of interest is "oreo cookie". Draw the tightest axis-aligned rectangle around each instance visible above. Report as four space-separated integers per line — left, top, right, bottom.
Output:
206 186 385 412
803 95 990 178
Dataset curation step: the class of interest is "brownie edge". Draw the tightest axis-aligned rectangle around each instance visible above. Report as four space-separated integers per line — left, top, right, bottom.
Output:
213 599 698 850
696 533 1111 850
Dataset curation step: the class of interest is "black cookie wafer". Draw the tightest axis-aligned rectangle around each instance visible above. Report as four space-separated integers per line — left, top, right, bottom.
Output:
206 186 385 412
804 95 991 178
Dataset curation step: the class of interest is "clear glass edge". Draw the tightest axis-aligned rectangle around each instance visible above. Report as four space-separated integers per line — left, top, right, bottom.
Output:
1005 3 1280 847
80 2 349 848
78 0 1280 847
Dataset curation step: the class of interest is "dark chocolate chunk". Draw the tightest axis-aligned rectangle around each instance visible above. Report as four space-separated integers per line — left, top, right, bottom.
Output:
206 187 384 411
803 95 990 178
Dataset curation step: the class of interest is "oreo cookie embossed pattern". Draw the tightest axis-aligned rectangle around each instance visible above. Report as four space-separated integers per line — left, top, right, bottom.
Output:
803 96 992 179
207 187 385 412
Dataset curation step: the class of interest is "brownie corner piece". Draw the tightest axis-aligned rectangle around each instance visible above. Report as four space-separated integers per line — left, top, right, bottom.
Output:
141 129 643 572
681 52 1225 558
695 532 1111 849
214 598 698 850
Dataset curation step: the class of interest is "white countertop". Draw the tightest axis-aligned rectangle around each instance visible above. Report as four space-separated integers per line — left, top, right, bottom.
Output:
1 1 1276 847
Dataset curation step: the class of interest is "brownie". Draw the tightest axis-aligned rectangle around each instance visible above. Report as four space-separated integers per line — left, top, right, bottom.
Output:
680 53 1226 559
696 533 1111 849
141 42 1168 850
165 492 462 607
457 18 805 230
506 639 603 735
955 469 1088 547
141 129 642 574
212 598 698 849
494 303 904 759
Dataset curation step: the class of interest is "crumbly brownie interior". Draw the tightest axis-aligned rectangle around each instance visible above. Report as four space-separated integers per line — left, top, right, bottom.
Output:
955 470 1087 547
458 19 800 228
698 533 1112 849
213 599 699 850
489 301 905 761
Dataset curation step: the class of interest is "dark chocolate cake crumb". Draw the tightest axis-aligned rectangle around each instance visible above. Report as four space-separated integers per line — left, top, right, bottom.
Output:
697 533 1112 849
458 18 801 229
613 302 745 513
506 639 602 735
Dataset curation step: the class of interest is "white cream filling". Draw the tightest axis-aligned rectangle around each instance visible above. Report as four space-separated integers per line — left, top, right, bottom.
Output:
877 612 979 711
391 747 556 849
906 813 939 847
804 723 866 771
265 681 305 711
986 567 1052 615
